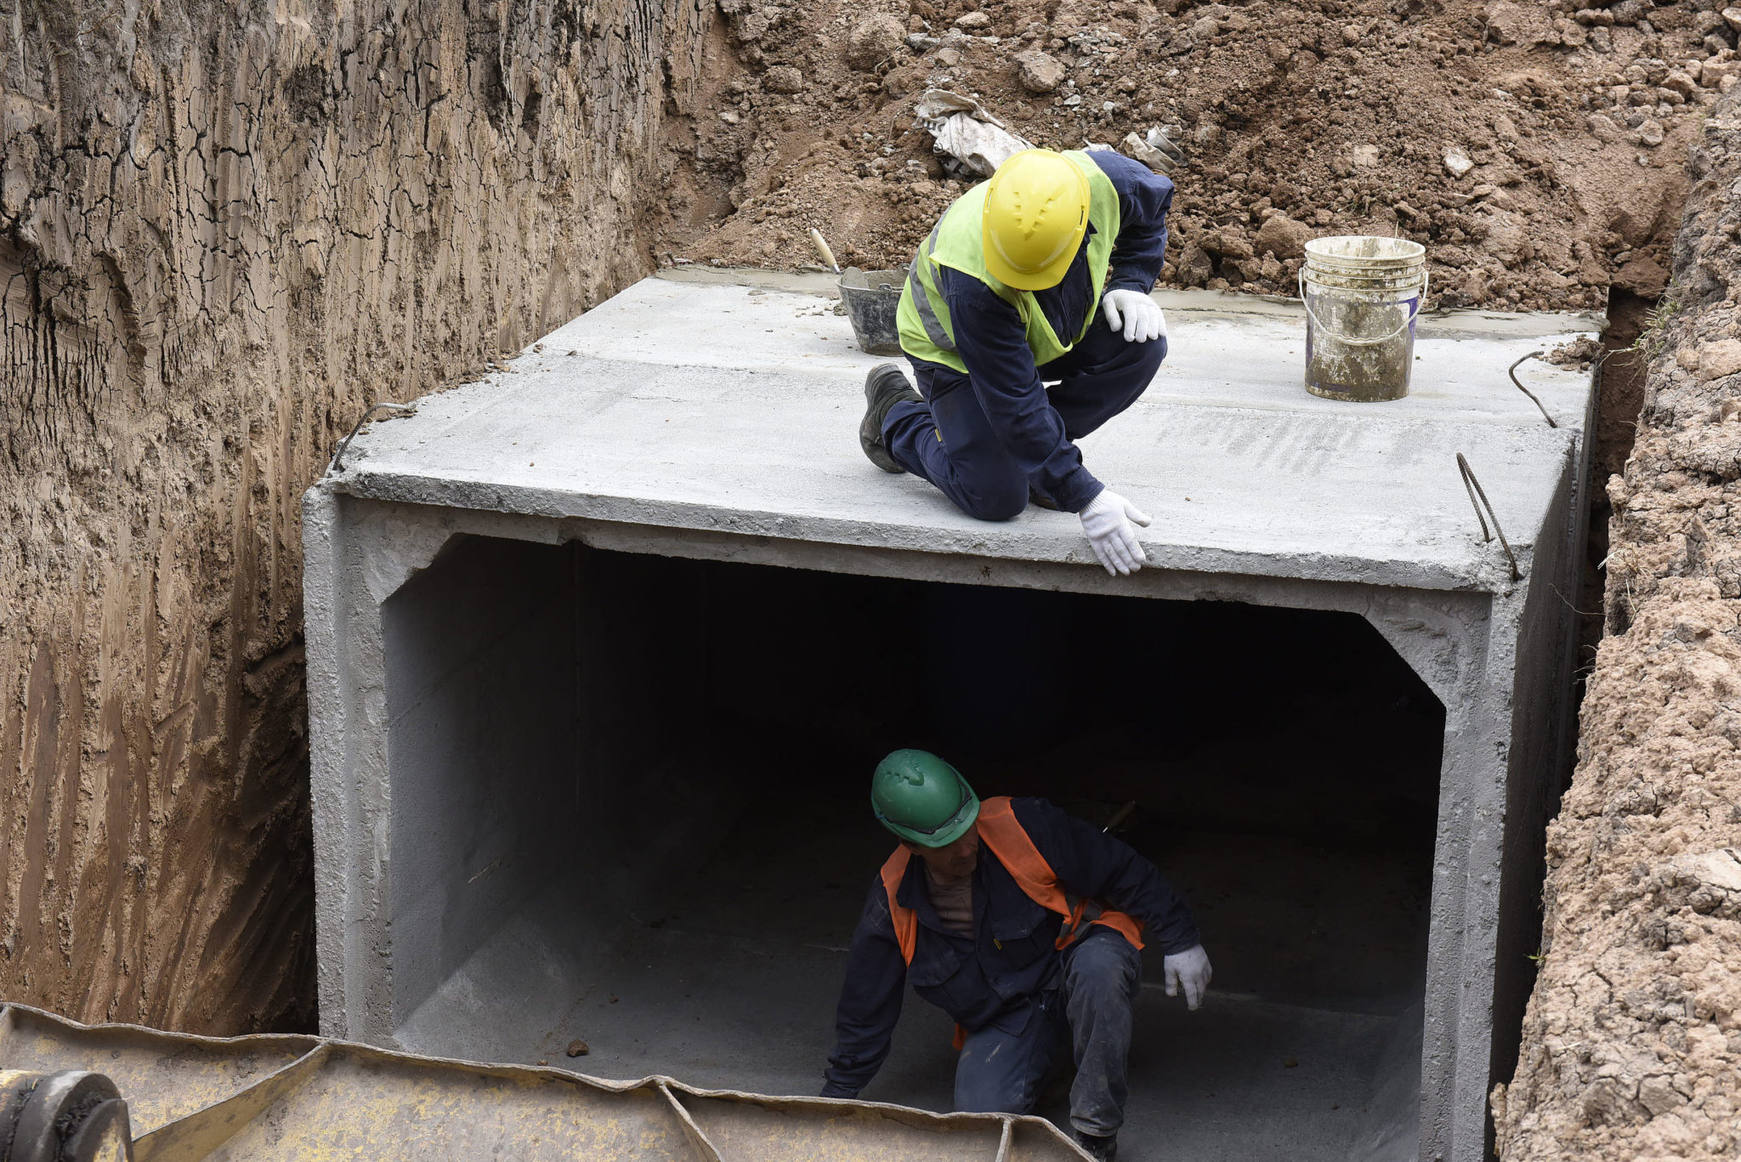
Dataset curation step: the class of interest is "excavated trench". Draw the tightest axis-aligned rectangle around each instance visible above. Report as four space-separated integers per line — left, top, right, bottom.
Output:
3 2 1729 1159
381 537 1441 1161
302 273 1601 1161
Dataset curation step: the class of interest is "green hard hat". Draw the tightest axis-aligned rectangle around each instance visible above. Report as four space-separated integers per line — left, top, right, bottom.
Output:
871 749 980 848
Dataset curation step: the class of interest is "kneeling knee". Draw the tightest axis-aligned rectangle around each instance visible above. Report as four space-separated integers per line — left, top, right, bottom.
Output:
960 482 1028 522
1132 333 1168 375
954 1072 1034 1116
1068 938 1140 993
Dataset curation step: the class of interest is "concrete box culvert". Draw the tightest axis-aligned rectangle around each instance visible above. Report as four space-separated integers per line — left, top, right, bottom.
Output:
303 271 1600 1162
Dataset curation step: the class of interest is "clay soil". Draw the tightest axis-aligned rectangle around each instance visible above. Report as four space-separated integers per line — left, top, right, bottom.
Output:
1493 92 1741 1162
0 0 710 1035
662 0 1740 311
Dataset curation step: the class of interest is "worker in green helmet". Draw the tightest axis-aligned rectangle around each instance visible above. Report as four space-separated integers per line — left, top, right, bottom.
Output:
822 749 1211 1161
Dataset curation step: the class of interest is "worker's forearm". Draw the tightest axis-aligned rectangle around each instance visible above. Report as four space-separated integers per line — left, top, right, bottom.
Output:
1085 820 1199 948
823 1009 897 1097
824 887 908 1099
1104 254 1165 296
1090 149 1174 293
1105 222 1169 293
1090 836 1201 953
1015 797 1202 951
967 380 1102 511
949 345 1101 508
821 1043 886 1098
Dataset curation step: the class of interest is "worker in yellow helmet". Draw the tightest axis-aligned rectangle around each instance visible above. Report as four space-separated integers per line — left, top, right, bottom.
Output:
860 148 1173 576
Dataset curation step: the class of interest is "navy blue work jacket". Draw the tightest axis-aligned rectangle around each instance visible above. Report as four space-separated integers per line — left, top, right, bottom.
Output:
820 797 1199 1099
917 150 1175 513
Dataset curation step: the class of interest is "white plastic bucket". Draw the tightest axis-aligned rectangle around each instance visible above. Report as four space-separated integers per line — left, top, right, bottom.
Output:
1299 236 1428 402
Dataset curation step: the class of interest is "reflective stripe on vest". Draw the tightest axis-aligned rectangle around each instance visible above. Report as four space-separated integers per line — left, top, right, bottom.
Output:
895 151 1122 375
877 795 1145 971
904 223 955 353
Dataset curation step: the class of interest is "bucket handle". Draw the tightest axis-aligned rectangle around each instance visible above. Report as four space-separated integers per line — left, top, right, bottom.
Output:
1298 267 1429 347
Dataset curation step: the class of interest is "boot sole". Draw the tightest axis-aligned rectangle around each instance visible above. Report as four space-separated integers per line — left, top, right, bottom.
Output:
860 368 914 474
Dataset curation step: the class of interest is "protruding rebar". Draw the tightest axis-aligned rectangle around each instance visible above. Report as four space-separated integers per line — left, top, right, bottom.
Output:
331 402 417 472
1457 452 1523 581
1507 351 1557 428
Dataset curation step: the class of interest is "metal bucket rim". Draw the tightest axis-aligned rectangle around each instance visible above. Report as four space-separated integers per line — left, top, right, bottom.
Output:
839 267 908 293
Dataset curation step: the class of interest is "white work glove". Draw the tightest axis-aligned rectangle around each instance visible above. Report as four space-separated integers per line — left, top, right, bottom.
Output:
1101 289 1167 343
1163 944 1213 1010
1078 488 1151 576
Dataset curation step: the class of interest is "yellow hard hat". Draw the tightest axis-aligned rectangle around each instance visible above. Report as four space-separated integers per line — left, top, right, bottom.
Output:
981 149 1090 291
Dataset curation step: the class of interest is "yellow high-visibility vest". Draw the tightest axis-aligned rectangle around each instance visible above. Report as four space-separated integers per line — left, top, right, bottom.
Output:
897 150 1121 373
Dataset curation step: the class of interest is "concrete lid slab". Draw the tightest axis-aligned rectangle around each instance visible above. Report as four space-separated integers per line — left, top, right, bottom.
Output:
328 271 1598 594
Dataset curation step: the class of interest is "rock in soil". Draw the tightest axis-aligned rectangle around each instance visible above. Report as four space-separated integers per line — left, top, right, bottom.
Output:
1255 214 1311 261
1014 49 1066 94
1698 339 1741 382
763 65 803 93
847 14 905 71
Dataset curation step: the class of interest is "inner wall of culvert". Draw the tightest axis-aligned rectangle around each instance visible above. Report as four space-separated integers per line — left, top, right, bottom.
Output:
381 534 1445 1161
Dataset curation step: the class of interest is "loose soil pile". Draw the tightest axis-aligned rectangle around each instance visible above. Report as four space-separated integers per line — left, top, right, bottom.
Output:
1493 90 1741 1161
663 0 1740 311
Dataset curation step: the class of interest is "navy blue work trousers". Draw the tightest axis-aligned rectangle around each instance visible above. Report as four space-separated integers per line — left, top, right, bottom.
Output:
952 927 1142 1139
881 321 1167 520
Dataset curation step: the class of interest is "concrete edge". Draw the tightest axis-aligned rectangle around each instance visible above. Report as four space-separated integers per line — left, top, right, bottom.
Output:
322 472 1533 597
651 265 1608 339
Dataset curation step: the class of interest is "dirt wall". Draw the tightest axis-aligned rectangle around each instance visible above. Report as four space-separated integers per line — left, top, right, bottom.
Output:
1493 90 1741 1161
0 0 708 1033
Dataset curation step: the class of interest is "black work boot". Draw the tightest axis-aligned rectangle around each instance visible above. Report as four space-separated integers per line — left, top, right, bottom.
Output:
1074 1131 1118 1161
860 363 921 474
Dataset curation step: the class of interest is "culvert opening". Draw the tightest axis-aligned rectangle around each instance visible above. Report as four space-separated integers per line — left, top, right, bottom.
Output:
381 534 1444 1160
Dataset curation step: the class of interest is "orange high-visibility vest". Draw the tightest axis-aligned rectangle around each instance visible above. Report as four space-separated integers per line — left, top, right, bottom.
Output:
878 796 1146 968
